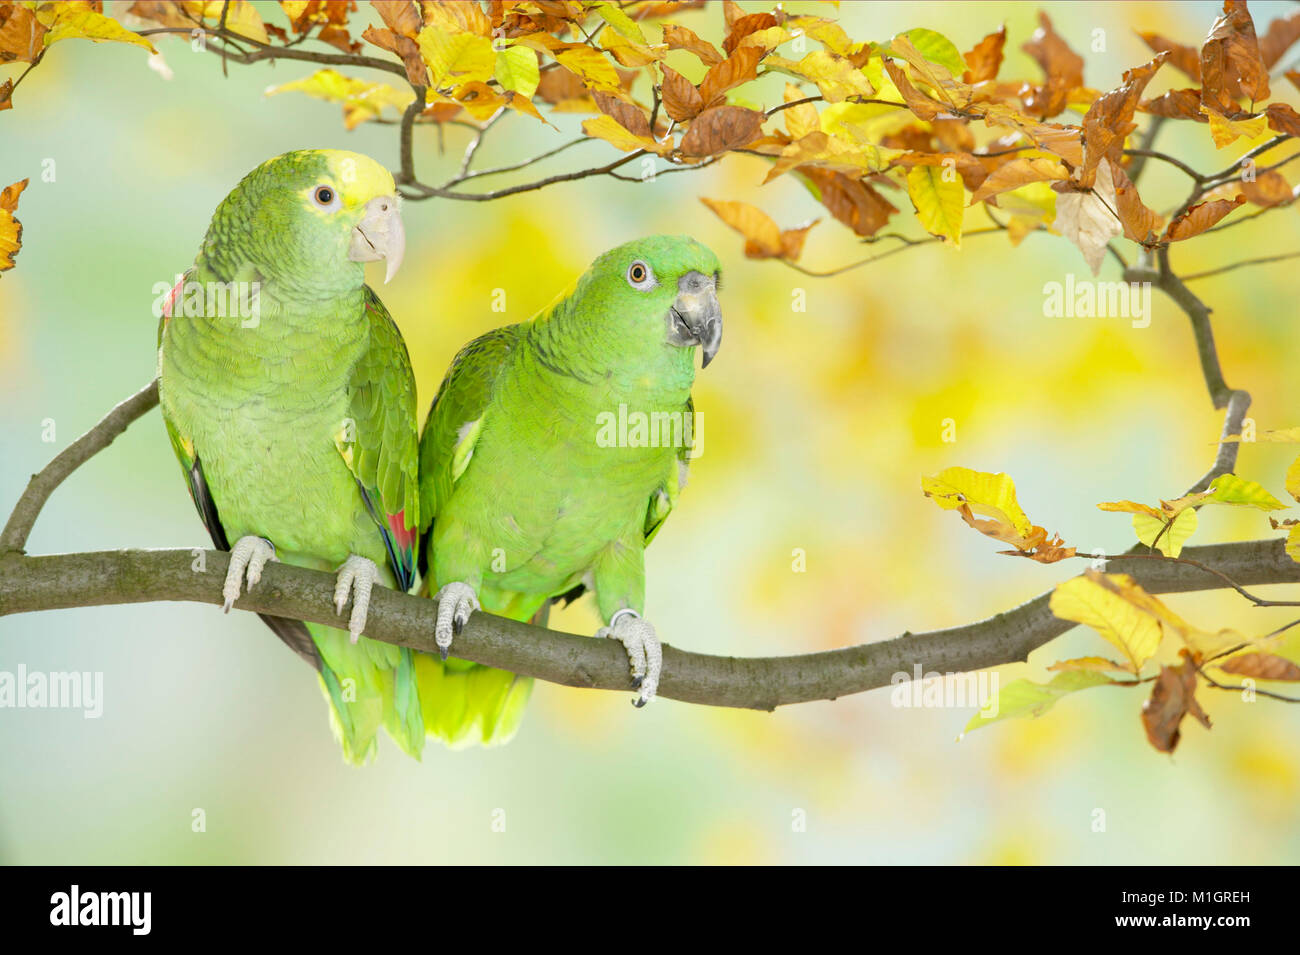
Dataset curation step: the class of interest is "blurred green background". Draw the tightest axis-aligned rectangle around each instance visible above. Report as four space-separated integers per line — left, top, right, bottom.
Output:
3 0 1300 864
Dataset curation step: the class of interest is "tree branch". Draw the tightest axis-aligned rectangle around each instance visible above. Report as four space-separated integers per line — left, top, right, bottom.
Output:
3 541 1298 710
0 380 160 555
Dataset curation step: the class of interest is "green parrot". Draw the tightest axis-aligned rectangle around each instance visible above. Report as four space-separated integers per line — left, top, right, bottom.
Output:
416 234 723 742
156 148 430 764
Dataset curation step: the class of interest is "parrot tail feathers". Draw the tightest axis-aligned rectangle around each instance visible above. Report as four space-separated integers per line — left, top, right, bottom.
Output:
413 654 532 748
310 623 425 764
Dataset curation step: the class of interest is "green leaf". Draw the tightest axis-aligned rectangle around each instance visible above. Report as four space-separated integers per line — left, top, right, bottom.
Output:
495 45 540 99
897 28 966 78
1205 473 1287 510
963 671 1116 735
594 2 646 44
1133 506 1198 558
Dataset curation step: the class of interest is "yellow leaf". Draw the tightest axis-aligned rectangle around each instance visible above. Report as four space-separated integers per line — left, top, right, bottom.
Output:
766 50 874 103
190 1 267 44
417 26 495 89
581 114 669 155
968 157 1069 204
1287 524 1300 564
266 70 413 129
593 2 645 44
601 27 663 68
1287 452 1300 502
1133 507 1198 558
1204 108 1268 148
1048 657 1133 673
781 82 819 139
0 178 28 274
1049 572 1164 672
495 44 540 99
906 165 964 246
554 46 623 93
921 467 1032 537
37 4 156 53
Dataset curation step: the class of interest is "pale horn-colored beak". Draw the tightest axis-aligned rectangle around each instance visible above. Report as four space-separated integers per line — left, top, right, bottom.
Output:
348 195 405 284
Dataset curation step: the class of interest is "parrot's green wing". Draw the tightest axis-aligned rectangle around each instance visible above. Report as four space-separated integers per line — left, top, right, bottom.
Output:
335 286 421 590
157 272 322 668
642 393 694 546
417 323 522 551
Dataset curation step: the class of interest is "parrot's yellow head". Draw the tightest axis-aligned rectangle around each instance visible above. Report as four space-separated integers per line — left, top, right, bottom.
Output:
204 148 405 288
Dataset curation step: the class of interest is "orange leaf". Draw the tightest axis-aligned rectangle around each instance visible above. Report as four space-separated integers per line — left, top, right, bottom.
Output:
1163 195 1246 241
698 45 762 106
1219 652 1300 681
962 26 1005 84
658 63 703 122
661 23 723 66
0 177 28 274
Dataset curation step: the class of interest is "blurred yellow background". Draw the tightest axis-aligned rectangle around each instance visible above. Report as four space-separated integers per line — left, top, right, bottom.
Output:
2 0 1299 864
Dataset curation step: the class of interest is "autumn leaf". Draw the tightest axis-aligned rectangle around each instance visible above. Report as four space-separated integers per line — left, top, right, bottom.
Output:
1265 102 1300 138
362 25 429 86
698 45 762 106
1049 657 1134 674
770 49 875 104
883 58 946 121
780 82 818 139
969 157 1069 204
1259 10 1300 68
1200 0 1269 116
1019 11 1084 119
36 3 156 54
680 105 764 157
581 113 669 155
660 23 723 66
0 3 47 63
553 44 623 94
417 26 495 89
1077 52 1166 188
1142 654 1211 753
658 63 703 122
1140 88 1206 122
1052 161 1123 276
906 165 963 246
962 26 1005 84
372 1 421 37
0 177 27 274
923 467 1033 536
493 44 540 99
1204 107 1267 147
722 11 777 55
1163 194 1246 242
1108 159 1163 244
1138 31 1200 80
1240 170 1294 207
266 69 413 130
797 167 897 237
700 197 817 262
1050 572 1166 673
1218 652 1300 681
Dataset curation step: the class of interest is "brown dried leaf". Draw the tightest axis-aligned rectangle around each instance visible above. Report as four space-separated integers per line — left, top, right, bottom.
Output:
679 104 763 156
1142 656 1211 754
778 219 819 262
883 58 946 121
698 45 762 106
1078 53 1166 188
968 157 1070 204
594 89 652 138
1139 88 1206 121
1266 101 1300 137
658 63 703 122
722 12 776 55
1220 652 1300 681
372 0 420 36
362 25 429 86
661 22 723 66
1138 31 1200 80
0 1 46 63
962 26 1005 84
1241 169 1293 207
700 197 781 257
799 167 898 237
1201 0 1269 116
1164 195 1246 241
1258 9 1300 68
1109 159 1164 245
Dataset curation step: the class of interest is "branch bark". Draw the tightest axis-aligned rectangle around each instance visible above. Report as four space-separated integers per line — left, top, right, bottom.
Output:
3 541 1298 710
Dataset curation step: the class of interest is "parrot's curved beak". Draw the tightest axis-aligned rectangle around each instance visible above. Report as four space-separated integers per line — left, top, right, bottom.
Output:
348 195 406 284
666 270 723 368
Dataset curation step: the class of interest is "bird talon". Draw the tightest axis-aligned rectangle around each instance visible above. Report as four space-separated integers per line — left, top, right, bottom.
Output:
601 610 662 707
333 555 379 643
434 582 479 659
221 536 277 613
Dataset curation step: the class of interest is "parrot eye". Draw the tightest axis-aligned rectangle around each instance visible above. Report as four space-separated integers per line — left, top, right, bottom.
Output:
312 185 340 211
626 260 656 290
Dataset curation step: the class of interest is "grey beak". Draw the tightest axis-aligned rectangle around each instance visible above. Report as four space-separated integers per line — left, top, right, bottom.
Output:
666 270 723 368
348 195 405 284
